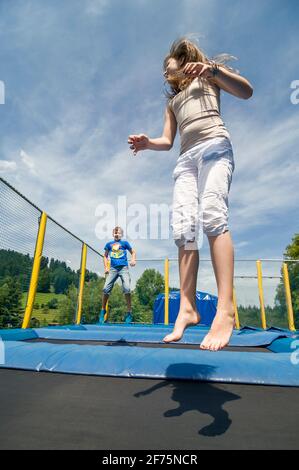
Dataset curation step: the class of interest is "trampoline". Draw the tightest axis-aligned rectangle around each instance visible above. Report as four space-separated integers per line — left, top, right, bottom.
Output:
1 324 299 386
1 323 299 450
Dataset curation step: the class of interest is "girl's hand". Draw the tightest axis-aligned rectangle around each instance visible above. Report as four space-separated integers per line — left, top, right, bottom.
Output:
128 134 149 156
182 62 214 80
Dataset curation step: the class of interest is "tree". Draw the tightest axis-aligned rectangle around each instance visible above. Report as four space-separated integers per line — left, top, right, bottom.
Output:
47 298 58 309
0 249 33 292
135 269 165 311
131 293 153 323
38 268 51 293
0 249 99 327
81 277 105 324
53 268 71 294
85 269 99 283
0 276 23 328
274 233 299 329
58 285 78 324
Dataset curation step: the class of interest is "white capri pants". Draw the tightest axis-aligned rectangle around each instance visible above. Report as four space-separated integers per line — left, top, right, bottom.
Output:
171 136 235 248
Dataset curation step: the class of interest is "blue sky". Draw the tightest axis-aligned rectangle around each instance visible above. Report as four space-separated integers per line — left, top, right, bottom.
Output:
0 0 298 277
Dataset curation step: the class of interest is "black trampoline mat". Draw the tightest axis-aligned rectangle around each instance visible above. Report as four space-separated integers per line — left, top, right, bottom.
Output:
24 338 272 353
0 369 298 450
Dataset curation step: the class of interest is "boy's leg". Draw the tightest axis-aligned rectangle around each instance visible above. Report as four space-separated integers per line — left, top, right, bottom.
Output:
99 293 110 323
101 293 109 310
118 266 133 322
103 268 119 295
125 293 131 311
124 293 133 323
100 268 118 322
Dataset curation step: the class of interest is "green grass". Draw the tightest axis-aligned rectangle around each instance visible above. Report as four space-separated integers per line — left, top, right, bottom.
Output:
21 292 65 308
21 292 67 325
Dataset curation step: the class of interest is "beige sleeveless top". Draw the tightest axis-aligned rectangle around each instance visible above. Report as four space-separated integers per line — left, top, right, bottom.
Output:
168 77 231 155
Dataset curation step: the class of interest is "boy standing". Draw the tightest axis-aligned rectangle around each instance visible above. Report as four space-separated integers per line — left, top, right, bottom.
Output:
99 226 136 323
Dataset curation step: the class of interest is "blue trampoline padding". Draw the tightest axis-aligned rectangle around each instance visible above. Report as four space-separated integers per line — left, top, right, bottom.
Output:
268 326 299 335
0 326 289 347
0 325 290 347
1 340 299 386
0 329 38 341
268 337 299 353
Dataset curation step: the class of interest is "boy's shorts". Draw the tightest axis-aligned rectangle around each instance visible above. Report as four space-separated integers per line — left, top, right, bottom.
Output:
171 136 235 248
103 265 131 295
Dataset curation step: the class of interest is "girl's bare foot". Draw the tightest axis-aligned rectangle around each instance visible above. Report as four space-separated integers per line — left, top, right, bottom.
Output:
200 305 235 351
163 307 201 343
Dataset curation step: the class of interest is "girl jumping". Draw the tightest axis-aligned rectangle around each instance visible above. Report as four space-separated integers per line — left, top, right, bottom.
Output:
128 37 253 351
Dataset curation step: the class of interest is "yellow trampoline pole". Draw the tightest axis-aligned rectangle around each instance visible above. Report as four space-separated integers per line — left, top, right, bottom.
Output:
233 286 240 330
164 257 169 325
76 243 87 325
256 259 267 329
282 262 296 331
22 212 48 329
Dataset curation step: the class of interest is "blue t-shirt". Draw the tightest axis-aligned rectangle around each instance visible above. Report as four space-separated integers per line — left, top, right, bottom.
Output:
104 239 133 268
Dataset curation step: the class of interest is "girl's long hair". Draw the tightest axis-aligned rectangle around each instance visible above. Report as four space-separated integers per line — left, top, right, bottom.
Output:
163 37 239 99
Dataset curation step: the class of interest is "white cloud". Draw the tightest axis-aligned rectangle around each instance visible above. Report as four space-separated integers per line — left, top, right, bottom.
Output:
85 0 109 16
0 80 5 104
235 240 250 250
0 160 17 173
228 112 299 233
20 149 37 175
1 0 297 269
